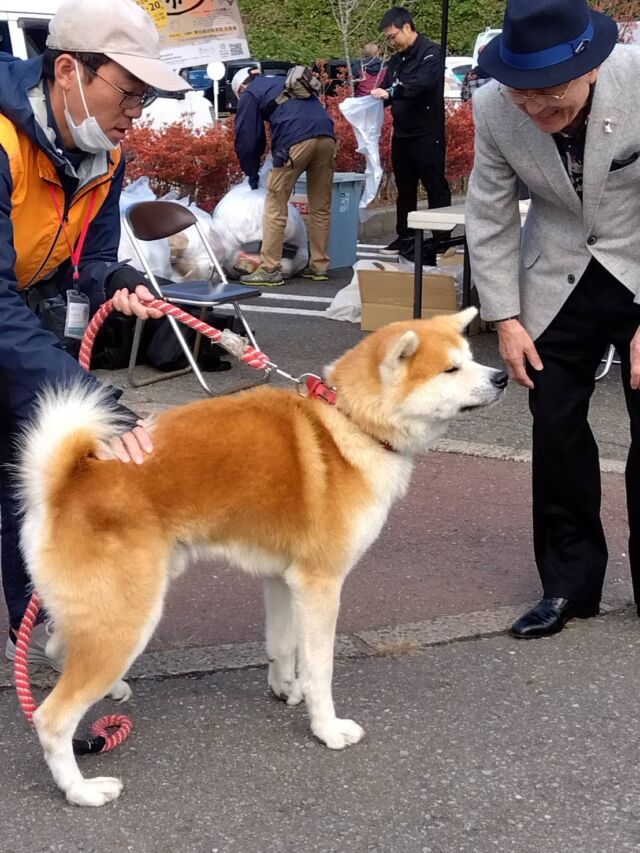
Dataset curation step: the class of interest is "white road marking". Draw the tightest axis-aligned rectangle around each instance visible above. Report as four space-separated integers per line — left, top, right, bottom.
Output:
218 305 328 317
258 293 333 303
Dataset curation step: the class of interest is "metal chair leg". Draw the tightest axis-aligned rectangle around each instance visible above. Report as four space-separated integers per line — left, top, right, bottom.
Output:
127 316 192 389
595 344 619 382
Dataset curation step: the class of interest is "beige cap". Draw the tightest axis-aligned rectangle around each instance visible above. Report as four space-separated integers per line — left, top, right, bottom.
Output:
47 0 190 93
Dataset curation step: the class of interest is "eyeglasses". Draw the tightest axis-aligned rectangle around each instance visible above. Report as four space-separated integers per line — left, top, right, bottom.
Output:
77 60 157 110
501 79 575 105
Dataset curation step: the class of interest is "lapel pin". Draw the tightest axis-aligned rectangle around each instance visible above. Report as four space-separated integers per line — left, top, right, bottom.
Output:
604 118 613 134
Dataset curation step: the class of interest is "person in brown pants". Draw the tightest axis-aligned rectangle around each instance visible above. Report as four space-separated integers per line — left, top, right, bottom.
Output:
233 67 336 285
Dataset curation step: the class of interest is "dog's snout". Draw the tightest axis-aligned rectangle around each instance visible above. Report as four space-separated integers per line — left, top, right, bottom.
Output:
491 370 509 390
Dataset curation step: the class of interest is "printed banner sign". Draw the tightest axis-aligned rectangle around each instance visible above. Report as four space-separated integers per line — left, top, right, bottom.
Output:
136 0 250 70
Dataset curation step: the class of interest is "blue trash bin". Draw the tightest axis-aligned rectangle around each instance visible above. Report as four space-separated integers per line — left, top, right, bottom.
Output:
292 172 365 270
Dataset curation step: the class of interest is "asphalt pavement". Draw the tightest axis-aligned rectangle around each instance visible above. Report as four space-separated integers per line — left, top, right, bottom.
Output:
1 267 638 852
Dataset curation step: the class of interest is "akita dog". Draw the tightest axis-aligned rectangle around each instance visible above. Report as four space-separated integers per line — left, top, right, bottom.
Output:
17 308 506 806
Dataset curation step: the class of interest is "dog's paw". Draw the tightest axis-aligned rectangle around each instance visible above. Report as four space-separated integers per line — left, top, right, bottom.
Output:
312 718 365 750
107 680 132 703
269 675 303 706
66 776 123 807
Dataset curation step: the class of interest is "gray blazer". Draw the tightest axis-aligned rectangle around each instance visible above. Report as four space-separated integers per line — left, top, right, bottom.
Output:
465 45 640 341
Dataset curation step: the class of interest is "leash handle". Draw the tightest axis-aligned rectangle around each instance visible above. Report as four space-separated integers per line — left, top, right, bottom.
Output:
79 298 270 373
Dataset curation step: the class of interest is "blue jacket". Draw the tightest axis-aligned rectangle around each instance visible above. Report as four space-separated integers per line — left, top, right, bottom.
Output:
234 75 334 182
0 54 134 424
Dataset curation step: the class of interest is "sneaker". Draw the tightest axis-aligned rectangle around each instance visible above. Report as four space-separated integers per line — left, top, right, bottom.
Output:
6 621 63 672
239 266 285 286
300 267 329 281
379 236 410 256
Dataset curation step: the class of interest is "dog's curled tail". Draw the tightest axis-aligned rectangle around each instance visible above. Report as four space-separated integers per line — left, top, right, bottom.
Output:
16 380 129 513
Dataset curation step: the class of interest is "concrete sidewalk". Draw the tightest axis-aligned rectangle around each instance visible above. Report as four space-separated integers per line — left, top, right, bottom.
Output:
2 610 640 852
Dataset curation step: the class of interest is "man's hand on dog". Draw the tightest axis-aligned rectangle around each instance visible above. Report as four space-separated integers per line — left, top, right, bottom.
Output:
111 284 165 320
496 318 543 389
96 421 154 464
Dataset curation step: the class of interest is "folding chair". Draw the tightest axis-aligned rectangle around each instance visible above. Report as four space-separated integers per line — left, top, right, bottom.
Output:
122 200 268 395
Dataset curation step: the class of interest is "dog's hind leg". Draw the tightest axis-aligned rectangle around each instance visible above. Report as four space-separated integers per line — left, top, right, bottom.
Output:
264 576 302 705
287 568 364 750
33 606 160 807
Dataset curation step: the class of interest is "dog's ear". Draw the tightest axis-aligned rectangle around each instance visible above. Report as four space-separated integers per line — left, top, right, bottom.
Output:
450 306 478 332
380 330 419 384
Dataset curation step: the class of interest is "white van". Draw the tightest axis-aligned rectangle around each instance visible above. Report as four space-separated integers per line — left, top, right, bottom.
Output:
0 1 59 59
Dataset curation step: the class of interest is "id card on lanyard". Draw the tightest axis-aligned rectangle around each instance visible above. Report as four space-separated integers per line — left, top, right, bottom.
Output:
48 185 98 339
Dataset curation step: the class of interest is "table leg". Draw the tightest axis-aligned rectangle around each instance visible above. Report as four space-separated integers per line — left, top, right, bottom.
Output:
462 235 471 309
413 229 423 319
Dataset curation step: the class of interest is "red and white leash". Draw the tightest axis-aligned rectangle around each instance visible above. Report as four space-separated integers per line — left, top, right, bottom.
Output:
79 298 271 372
15 295 335 755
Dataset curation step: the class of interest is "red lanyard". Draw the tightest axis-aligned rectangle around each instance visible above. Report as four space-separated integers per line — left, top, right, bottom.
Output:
48 185 99 282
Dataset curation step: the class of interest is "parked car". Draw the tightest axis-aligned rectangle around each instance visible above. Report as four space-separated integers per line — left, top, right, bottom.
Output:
446 55 473 83
0 0 59 59
444 56 472 101
472 27 502 66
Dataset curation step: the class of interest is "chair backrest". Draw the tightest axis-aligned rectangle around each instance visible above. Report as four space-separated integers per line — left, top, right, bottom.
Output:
126 200 198 241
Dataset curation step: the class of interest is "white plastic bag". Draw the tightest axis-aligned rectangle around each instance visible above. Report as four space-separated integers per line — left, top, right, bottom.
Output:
211 180 309 279
118 177 172 280
339 96 384 210
119 176 156 210
158 192 226 282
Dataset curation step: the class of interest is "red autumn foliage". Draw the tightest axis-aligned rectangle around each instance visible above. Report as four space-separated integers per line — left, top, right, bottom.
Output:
445 102 475 181
123 119 243 212
123 97 475 209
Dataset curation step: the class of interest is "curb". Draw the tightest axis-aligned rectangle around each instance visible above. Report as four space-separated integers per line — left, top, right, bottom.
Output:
430 437 626 474
1 598 633 691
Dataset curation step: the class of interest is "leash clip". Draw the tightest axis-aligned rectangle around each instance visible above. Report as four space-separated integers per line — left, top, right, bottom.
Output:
298 373 337 404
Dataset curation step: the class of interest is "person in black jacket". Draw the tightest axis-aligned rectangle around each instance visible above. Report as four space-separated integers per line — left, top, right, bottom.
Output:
372 7 451 262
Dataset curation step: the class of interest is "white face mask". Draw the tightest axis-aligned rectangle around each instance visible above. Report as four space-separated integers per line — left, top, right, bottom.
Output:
63 60 117 154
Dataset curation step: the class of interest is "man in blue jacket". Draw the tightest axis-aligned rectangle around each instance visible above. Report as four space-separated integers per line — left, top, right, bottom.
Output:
0 0 189 668
233 67 335 285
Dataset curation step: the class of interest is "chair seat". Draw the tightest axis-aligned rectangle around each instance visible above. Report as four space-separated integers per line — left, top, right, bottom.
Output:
159 279 262 304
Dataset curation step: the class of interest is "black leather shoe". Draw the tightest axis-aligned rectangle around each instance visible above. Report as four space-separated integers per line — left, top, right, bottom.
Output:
510 597 599 639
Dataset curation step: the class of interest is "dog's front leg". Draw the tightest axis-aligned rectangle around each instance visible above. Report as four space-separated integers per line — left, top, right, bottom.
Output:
264 576 303 705
288 569 364 750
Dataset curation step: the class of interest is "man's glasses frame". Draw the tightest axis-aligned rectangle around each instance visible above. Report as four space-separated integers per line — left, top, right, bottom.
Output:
500 79 575 105
77 59 157 110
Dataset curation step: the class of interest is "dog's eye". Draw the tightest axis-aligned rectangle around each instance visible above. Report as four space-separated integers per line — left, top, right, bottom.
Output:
445 366 460 374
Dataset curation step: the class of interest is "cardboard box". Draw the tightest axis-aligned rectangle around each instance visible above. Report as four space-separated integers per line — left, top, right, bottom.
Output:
358 266 458 332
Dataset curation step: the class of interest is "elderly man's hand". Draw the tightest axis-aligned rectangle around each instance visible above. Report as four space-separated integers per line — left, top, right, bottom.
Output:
370 88 389 100
112 284 165 320
96 420 154 464
630 326 640 390
496 319 543 389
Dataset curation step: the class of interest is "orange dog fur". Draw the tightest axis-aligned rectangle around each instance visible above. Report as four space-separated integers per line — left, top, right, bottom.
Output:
17 308 507 806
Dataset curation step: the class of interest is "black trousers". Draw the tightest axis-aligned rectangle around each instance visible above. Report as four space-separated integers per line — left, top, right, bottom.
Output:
391 134 451 238
529 259 640 605
0 374 31 629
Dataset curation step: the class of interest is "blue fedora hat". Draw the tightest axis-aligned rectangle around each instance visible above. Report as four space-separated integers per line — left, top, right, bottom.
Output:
479 0 618 89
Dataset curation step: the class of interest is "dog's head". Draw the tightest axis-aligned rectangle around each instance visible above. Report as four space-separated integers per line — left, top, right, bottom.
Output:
325 308 508 454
